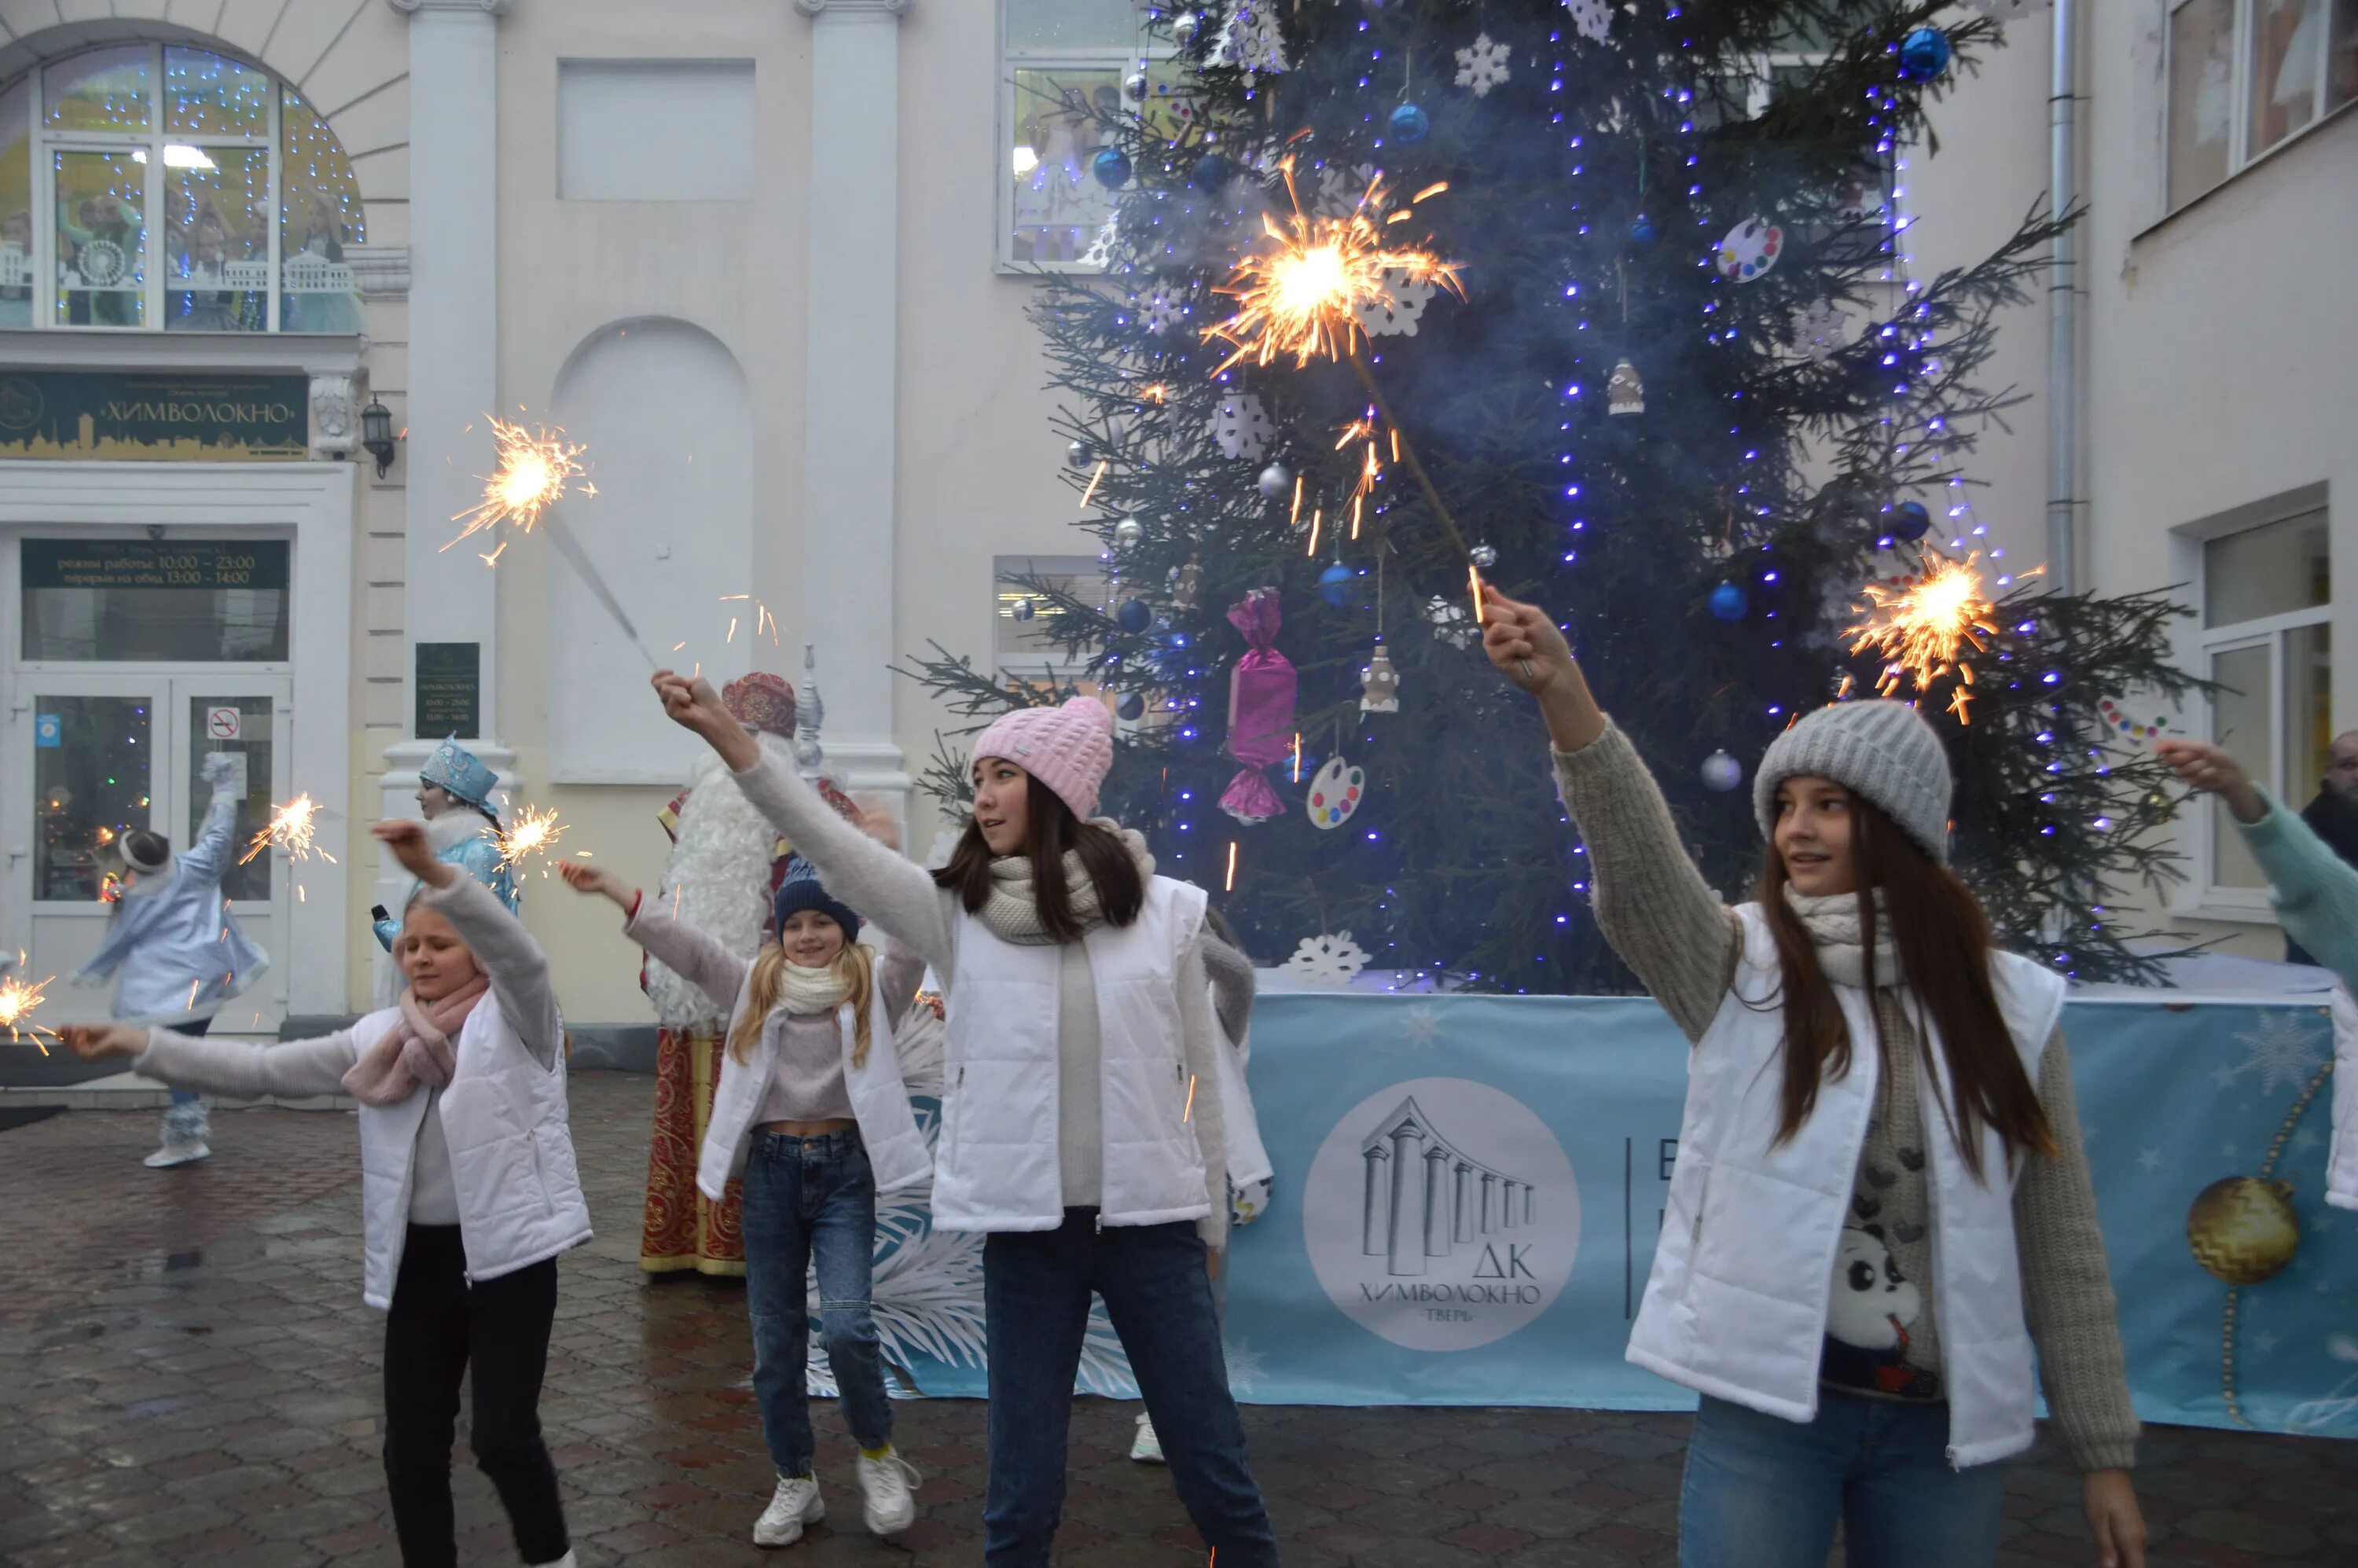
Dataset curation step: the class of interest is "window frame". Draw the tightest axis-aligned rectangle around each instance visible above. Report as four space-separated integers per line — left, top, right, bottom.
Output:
994 0 1176 276
2165 0 2355 215
2176 488 2334 916
6 42 362 334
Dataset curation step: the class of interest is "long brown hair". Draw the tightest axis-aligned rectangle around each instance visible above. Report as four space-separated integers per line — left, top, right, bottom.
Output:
726 938 876 1068
1754 787 2054 1181
933 773 1144 941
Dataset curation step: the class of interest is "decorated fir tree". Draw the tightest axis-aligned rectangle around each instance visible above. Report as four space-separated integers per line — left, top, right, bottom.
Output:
910 1 2199 992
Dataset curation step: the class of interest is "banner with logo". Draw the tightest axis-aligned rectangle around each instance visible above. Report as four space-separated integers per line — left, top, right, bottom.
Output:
864 993 2356 1438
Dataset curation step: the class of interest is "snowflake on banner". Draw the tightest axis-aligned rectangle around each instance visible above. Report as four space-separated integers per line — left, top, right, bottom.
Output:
1564 0 1613 44
1213 2 1288 79
1282 931 1372 989
1798 298 1847 361
1455 32 1511 97
1314 160 1384 218
1353 266 1440 337
1076 212 1124 272
1225 1338 1267 1394
1399 1004 1444 1046
2230 1012 2330 1094
1142 282 1190 336
1210 391 1274 461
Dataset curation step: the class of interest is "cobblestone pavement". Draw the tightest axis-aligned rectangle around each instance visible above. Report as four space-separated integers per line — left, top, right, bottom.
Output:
2 1072 2350 1566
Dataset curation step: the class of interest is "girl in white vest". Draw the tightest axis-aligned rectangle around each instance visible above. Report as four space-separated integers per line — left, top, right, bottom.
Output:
650 670 1279 1568
560 851 927 1546
64 820 587 1568
1478 589 2146 1568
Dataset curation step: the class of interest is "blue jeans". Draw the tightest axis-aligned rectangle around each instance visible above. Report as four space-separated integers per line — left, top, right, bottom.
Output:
982 1211 1277 1567
740 1127 892 1478
1679 1391 2006 1568
165 1019 210 1137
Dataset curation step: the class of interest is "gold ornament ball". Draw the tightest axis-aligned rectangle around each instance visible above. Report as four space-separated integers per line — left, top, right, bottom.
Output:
2186 1176 2300 1285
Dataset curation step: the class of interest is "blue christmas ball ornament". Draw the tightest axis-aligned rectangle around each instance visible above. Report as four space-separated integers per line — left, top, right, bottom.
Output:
1387 103 1431 144
1892 500 1932 542
1707 582 1749 622
1192 152 1233 192
1116 691 1146 722
1092 147 1133 190
1897 26 1952 83
1629 212 1657 245
1318 562 1357 608
1116 596 1153 633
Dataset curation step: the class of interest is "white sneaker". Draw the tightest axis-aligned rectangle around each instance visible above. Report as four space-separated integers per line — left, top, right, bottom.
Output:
145 1140 210 1169
854 1448 920 1536
753 1473 823 1547
1130 1412 1166 1465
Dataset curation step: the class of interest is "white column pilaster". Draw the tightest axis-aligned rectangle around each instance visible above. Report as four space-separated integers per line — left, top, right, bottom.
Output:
796 0 913 817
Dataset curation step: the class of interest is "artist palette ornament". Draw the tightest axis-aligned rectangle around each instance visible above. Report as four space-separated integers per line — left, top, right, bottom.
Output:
1306 755 1367 829
1714 217 1783 282
2098 696 2176 743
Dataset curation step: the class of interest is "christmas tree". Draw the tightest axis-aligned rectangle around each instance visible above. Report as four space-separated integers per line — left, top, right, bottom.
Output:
909 1 2199 992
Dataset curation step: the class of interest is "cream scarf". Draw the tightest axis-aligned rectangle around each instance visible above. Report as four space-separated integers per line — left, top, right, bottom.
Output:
979 824 1156 946
769 956 852 1018
1783 887 1900 990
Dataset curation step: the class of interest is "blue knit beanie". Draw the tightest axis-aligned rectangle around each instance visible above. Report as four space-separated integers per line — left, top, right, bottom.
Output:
772 854 861 942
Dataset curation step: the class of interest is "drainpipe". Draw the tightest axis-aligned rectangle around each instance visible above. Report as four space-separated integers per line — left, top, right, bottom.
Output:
2047 0 2080 594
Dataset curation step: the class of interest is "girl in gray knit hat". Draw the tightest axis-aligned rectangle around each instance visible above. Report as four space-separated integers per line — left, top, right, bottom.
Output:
1478 586 2146 1568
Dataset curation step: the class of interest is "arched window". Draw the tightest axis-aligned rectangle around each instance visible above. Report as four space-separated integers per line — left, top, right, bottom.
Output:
0 43 366 333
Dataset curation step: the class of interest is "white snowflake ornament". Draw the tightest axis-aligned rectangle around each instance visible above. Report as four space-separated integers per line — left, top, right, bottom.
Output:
1425 594 1476 649
1212 2 1288 80
1455 32 1511 97
1210 392 1274 461
1564 0 1613 44
1282 931 1372 990
1142 282 1190 336
1314 161 1384 218
1351 266 1440 337
1077 213 1124 273
1798 298 1846 361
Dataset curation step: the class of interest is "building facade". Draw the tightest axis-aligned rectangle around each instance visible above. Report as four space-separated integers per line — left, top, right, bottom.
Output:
0 2 2345 1043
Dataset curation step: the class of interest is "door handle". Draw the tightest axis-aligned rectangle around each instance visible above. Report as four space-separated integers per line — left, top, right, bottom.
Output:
6 846 25 865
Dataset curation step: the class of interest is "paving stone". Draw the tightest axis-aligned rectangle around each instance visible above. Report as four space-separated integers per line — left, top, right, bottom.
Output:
2 1075 2349 1566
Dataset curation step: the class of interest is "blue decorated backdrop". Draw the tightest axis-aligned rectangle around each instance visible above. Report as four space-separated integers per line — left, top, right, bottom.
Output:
862 993 2354 1439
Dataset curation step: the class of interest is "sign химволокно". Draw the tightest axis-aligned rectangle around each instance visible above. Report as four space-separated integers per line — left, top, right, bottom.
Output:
0 369 307 459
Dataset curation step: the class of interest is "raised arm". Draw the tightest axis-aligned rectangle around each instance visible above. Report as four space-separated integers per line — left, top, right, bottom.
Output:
174 752 245 887
1481 586 1738 1039
417 873 563 1070
2158 739 2358 984
64 1021 359 1101
626 895 752 1011
652 670 956 975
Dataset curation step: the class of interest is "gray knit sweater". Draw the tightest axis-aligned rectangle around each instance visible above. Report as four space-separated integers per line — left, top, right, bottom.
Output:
1553 723 2138 1472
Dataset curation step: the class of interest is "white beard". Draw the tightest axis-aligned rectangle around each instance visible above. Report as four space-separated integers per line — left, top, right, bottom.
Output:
643 733 794 1030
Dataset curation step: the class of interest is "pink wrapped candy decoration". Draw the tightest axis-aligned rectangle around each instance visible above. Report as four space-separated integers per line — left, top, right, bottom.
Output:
1221 587 1297 824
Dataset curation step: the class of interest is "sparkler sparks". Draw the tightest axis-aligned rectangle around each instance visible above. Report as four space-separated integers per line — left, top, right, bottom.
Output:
1846 553 1999 707
499 806 567 872
0 971 56 1048
1204 163 1461 374
448 417 589 548
241 795 333 866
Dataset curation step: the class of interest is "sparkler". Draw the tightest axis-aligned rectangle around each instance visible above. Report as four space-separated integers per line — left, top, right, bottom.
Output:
240 794 335 866
0 970 56 1050
499 806 567 873
1846 553 1999 716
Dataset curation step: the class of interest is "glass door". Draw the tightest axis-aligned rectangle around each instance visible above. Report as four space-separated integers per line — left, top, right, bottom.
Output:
6 674 289 1029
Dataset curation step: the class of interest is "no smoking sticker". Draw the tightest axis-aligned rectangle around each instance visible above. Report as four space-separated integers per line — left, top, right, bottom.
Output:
205 707 241 740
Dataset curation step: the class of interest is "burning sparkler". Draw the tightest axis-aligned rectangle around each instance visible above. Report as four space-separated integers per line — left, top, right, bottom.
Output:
1846 553 2000 717
499 806 567 872
241 794 335 867
451 417 587 546
0 968 55 1049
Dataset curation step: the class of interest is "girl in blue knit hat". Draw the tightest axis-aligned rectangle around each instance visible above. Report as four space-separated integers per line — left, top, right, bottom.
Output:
1480 586 2145 1568
561 850 929 1547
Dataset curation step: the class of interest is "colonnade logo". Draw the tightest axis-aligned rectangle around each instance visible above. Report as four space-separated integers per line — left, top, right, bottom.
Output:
1302 1077 1580 1351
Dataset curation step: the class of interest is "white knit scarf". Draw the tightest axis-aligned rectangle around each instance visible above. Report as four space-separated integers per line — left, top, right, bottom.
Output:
1783 886 1901 990
769 956 852 1018
978 823 1155 946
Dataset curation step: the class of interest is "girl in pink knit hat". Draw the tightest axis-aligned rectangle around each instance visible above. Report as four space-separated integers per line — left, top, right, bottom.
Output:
652 673 1276 1568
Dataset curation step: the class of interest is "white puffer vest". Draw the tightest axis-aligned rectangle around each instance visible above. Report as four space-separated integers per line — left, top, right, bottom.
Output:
1626 903 2066 1468
696 981 932 1203
2328 983 2357 1212
932 876 1209 1232
353 1001 593 1310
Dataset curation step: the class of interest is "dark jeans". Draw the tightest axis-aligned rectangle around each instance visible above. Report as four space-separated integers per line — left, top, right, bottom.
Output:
1678 1391 2005 1568
167 1016 210 1120
740 1126 894 1477
982 1211 1277 1567
382 1225 568 1568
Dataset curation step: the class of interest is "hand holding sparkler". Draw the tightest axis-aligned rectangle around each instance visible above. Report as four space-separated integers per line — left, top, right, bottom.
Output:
376 819 457 890
57 1022 147 1061
558 860 636 910
2154 739 2268 825
498 806 566 873
1478 585 1607 755
0 970 58 1047
652 670 760 772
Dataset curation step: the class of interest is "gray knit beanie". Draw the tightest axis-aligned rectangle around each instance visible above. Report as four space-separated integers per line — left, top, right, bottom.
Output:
1752 700 1952 864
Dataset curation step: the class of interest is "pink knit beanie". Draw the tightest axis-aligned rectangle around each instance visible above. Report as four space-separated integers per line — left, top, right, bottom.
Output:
971 697 1115 821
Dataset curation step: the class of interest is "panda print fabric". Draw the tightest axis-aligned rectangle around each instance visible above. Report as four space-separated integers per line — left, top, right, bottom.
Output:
1820 1223 1941 1401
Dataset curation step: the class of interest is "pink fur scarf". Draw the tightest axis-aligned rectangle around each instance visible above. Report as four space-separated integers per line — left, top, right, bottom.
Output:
340 975 491 1107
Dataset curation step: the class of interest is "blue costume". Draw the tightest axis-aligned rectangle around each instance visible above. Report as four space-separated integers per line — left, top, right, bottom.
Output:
374 737 520 951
